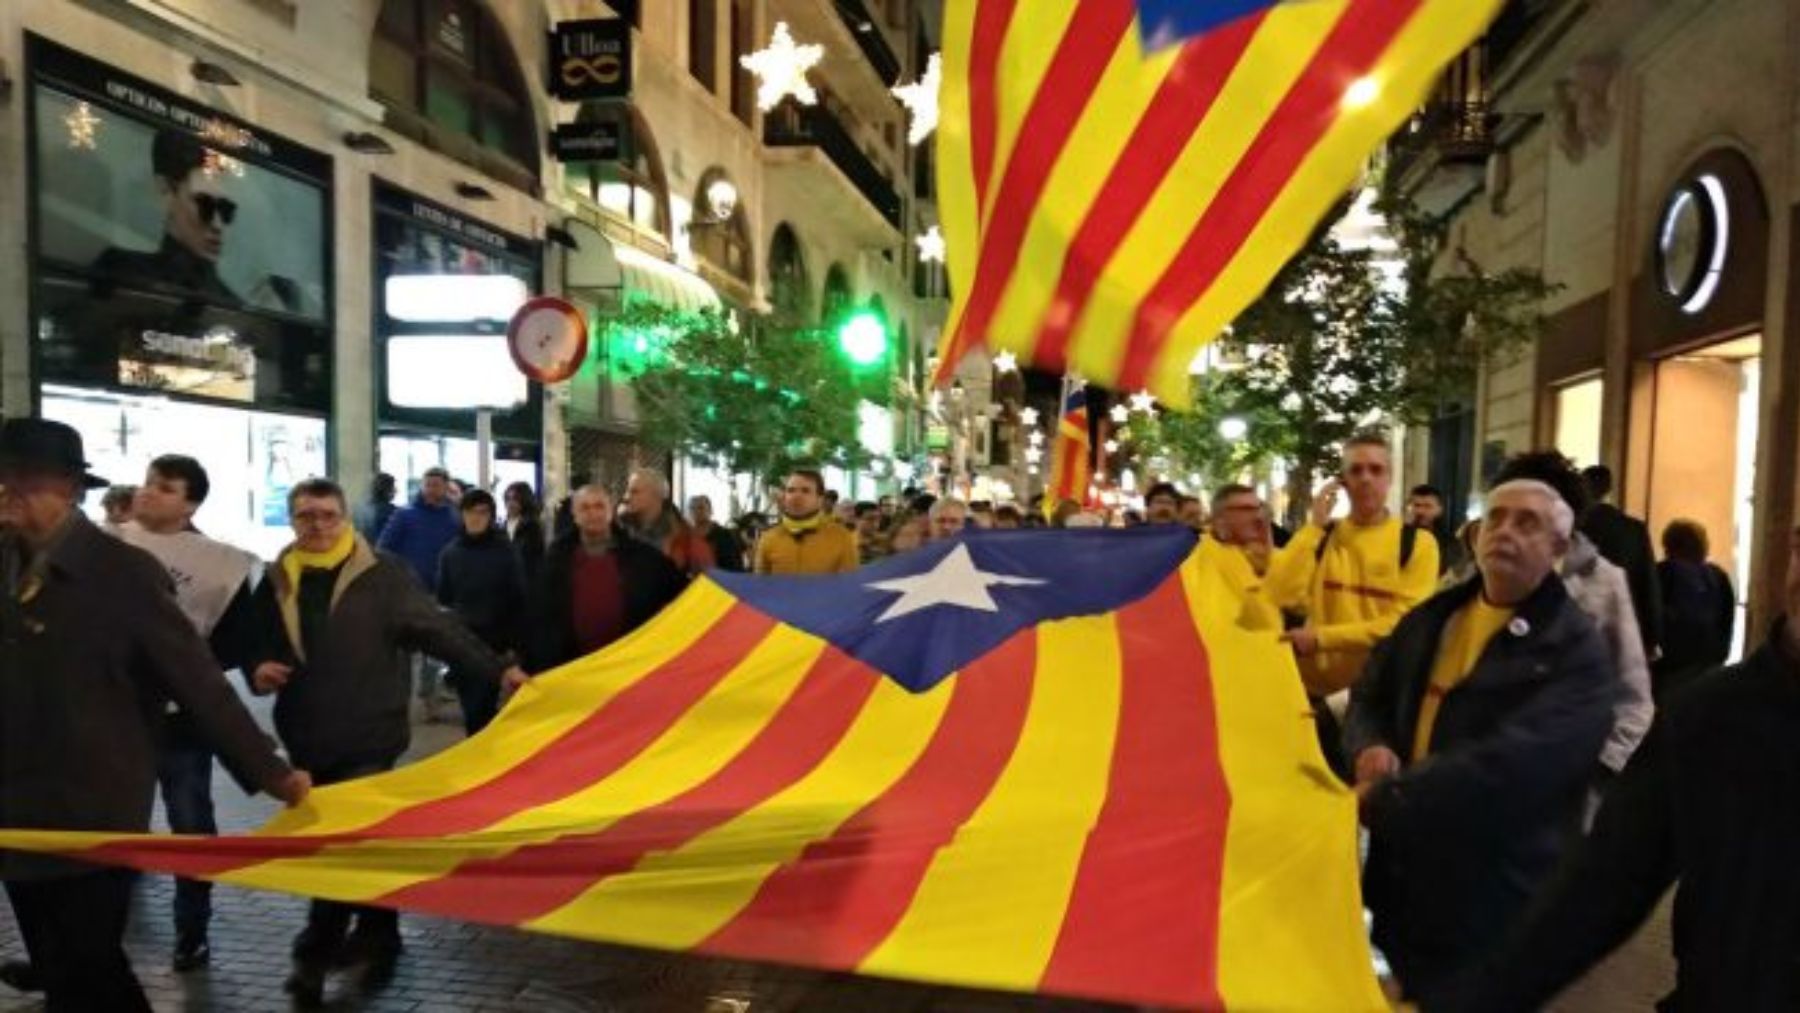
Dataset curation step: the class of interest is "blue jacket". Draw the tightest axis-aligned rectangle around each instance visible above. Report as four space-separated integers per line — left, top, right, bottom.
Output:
377 495 460 591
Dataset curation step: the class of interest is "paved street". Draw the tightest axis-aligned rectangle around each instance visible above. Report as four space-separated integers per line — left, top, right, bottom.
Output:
0 688 1674 1012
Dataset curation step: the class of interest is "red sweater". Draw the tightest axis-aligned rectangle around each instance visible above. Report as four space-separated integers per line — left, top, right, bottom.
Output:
570 550 625 655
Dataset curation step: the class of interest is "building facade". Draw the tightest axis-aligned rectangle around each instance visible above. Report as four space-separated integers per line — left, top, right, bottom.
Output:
0 0 940 550
1398 0 1800 641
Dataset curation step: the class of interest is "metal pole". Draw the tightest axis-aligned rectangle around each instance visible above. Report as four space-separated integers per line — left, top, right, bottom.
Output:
476 407 493 491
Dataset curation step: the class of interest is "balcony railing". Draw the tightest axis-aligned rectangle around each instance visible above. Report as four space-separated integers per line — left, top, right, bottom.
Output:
833 0 902 86
765 101 903 229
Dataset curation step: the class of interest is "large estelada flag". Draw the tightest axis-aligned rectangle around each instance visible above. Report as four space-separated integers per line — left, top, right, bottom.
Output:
930 0 1504 406
0 530 1381 1010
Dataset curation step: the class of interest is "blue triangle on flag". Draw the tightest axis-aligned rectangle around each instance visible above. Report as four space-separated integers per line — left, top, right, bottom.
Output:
711 527 1197 693
1137 0 1285 51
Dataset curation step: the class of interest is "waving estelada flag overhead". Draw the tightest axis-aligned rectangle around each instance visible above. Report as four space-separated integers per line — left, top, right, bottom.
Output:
930 0 1505 406
0 529 1383 1010
1045 376 1093 517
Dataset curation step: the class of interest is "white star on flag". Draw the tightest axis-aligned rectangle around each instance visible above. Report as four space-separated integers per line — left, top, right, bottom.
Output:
866 544 1046 623
892 53 942 144
741 23 824 111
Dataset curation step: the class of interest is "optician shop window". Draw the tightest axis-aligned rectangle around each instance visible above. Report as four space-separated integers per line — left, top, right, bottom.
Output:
26 35 333 550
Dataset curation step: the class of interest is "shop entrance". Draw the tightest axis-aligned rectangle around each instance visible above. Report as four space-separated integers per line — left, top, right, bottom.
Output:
1644 334 1760 659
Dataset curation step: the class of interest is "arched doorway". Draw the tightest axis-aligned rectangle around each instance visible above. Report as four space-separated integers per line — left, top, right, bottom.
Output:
821 262 853 327
768 223 810 324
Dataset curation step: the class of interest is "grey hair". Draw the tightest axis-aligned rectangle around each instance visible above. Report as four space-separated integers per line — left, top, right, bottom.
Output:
929 497 968 520
1489 479 1574 539
627 468 670 502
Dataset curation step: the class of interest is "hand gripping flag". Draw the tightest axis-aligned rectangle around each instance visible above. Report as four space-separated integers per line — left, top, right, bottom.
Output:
0 529 1384 1010
930 0 1505 406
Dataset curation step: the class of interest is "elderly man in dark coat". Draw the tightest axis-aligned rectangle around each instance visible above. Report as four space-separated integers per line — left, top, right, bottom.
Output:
1344 479 1619 1002
0 419 309 1011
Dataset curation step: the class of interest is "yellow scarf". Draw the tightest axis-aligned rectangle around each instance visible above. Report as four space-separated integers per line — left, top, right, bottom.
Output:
281 528 354 602
780 512 825 537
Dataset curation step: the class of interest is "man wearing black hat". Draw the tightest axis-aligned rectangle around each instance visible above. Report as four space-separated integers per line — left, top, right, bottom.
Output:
0 418 309 1011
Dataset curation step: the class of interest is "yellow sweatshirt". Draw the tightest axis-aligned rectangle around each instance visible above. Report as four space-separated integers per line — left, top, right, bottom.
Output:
1265 516 1440 695
1196 535 1282 632
1412 596 1514 761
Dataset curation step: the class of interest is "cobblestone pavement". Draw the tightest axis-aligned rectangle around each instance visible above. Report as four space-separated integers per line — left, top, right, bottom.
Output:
0 689 1674 1011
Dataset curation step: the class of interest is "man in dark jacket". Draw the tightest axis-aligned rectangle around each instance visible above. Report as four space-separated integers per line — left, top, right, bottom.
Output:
530 484 685 671
1425 522 1800 1013
687 494 745 572
247 478 525 1005
437 490 526 735
0 419 308 1011
1579 465 1663 656
353 472 398 544
1345 479 1618 1002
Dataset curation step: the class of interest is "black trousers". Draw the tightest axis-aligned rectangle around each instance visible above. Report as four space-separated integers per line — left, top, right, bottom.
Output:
292 759 400 966
5 869 150 1012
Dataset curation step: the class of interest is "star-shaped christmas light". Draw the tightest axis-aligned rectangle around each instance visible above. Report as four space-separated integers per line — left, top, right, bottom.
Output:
915 224 946 264
741 23 824 112
1109 403 1130 424
1129 389 1158 414
1104 439 1121 455
1024 446 1044 465
65 101 100 150
1018 406 1040 427
892 52 942 145
866 544 1045 623
992 350 1017 373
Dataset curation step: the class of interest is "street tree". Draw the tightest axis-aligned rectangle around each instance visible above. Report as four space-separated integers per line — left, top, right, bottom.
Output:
618 302 866 503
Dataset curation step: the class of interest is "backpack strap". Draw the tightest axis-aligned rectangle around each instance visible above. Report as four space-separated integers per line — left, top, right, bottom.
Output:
1315 520 1419 570
1313 521 1338 564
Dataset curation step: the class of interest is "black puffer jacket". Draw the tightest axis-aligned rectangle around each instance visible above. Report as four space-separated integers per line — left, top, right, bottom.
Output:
528 528 685 672
1345 574 1618 997
437 528 526 652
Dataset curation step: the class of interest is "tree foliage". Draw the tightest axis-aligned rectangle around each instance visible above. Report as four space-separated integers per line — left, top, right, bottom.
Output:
619 302 866 490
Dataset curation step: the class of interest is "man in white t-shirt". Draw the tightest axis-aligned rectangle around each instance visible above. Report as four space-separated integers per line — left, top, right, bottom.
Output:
116 455 260 974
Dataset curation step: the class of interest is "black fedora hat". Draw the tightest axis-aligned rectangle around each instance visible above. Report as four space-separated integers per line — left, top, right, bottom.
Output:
0 419 109 489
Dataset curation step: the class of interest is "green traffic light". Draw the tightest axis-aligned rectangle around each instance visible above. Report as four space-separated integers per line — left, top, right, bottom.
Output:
837 312 889 366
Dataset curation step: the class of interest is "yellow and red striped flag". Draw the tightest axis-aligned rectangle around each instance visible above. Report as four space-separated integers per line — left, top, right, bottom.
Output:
931 0 1504 406
0 531 1382 1009
1044 376 1092 517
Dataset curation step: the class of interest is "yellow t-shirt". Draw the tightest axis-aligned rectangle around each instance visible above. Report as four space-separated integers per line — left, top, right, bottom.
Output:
1411 596 1514 762
1197 535 1281 632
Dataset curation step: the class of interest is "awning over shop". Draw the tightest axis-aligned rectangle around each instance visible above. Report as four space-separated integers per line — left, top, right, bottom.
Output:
562 218 721 315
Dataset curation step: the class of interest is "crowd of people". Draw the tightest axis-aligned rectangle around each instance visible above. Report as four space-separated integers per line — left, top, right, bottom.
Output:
0 410 1782 1010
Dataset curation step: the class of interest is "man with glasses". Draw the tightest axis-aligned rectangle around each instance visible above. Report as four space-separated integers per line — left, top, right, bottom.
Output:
1267 432 1441 776
1200 484 1281 631
92 128 242 306
246 478 526 1005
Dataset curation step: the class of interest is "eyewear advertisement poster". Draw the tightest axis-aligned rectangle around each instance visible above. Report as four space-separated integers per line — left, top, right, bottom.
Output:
27 36 332 414
374 180 543 449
